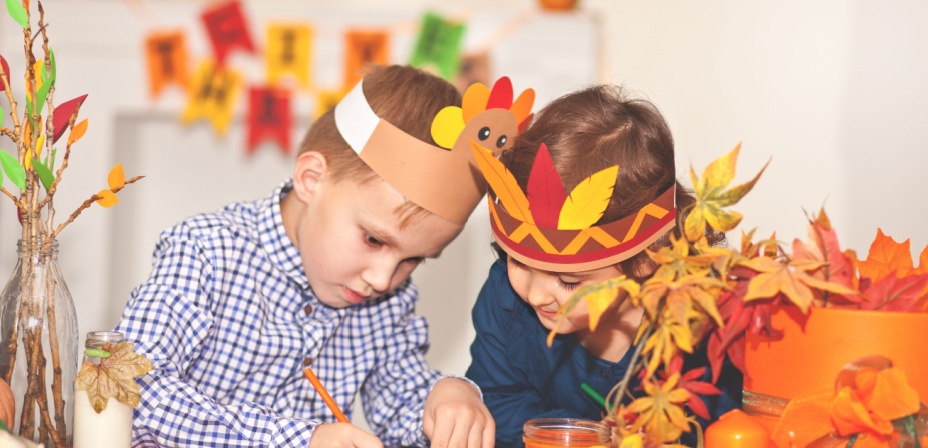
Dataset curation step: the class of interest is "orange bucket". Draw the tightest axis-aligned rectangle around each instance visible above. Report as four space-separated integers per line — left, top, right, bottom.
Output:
745 306 928 401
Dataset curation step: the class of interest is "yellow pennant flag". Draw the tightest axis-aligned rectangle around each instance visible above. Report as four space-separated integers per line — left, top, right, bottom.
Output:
181 59 243 135
314 88 347 120
266 23 313 89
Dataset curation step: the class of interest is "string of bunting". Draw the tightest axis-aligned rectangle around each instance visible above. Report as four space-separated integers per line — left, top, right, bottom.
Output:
142 0 531 156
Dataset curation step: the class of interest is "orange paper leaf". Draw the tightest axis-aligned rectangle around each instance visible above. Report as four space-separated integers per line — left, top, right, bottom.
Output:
95 189 118 208
68 118 88 146
107 164 125 190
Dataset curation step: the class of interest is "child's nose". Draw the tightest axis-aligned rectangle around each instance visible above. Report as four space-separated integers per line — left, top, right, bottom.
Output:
525 281 554 308
361 258 396 294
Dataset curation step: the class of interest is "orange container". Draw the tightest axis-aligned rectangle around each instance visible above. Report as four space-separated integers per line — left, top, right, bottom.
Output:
744 306 928 401
523 418 611 448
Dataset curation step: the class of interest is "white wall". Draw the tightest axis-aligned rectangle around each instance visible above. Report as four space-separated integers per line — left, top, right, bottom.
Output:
1 0 927 426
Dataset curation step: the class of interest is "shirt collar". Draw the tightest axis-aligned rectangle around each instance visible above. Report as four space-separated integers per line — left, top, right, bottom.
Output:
260 179 312 293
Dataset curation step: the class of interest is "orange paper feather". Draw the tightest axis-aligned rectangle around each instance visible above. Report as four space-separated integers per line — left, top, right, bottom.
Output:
470 141 533 225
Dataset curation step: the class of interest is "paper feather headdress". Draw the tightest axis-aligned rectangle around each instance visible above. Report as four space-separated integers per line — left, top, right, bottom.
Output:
475 142 677 272
334 76 534 224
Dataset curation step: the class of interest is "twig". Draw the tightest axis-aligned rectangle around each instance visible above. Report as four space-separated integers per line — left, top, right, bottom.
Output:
45 175 145 245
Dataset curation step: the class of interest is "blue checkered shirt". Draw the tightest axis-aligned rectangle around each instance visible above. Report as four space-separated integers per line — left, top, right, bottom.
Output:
115 180 444 447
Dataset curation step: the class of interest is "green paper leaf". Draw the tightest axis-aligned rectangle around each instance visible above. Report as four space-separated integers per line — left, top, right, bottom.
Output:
5 0 27 29
32 158 53 191
48 147 57 172
0 150 24 190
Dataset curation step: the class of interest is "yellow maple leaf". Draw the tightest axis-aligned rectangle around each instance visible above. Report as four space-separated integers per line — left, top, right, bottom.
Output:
642 308 694 376
626 374 691 444
74 341 153 413
739 256 857 313
547 275 640 346
684 143 768 242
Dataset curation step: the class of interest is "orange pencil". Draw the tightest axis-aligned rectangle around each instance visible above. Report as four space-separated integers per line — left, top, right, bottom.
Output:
303 367 349 423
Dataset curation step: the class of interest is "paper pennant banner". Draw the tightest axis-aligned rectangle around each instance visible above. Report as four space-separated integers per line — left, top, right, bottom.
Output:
266 23 312 89
409 12 466 81
315 88 347 119
246 85 291 155
200 0 256 66
453 51 492 95
0 55 10 92
181 60 243 135
344 30 390 88
145 30 189 98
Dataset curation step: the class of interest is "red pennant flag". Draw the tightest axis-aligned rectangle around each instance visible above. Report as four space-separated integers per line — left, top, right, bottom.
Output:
201 1 256 66
246 86 291 155
145 31 189 98
52 94 88 144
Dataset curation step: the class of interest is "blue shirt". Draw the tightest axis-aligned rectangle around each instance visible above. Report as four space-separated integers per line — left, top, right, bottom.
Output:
115 181 446 447
465 261 742 448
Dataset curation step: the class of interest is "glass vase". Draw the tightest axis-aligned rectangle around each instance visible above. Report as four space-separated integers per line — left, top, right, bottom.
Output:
0 239 79 447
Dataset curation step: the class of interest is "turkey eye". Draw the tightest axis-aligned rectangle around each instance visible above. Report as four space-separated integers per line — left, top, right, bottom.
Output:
478 127 491 141
496 135 508 149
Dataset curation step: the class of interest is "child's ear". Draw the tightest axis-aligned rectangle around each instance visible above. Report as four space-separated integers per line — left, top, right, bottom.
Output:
291 151 329 201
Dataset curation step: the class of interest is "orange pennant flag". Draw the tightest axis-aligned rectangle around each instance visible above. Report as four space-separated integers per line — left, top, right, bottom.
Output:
181 59 243 135
344 30 390 88
145 30 189 98
266 23 312 89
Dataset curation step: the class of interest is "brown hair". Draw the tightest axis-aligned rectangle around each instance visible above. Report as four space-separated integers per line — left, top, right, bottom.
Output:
500 85 724 280
297 65 462 225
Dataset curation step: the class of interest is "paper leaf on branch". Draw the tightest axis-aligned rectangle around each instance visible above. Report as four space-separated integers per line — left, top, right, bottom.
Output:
0 150 25 190
74 341 153 413
95 189 118 208
685 143 768 241
32 158 54 191
52 94 88 143
68 118 88 146
107 164 125 190
5 0 27 29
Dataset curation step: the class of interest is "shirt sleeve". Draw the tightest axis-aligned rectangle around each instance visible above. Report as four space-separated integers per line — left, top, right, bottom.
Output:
357 283 443 447
465 263 571 448
116 234 317 448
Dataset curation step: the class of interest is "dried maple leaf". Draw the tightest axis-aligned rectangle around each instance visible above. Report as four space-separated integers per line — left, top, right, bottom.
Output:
648 234 718 282
626 373 691 444
74 341 153 413
548 276 641 346
738 256 856 313
859 229 916 282
684 143 769 242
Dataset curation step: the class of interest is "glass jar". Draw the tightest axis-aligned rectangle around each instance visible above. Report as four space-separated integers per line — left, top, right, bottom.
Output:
523 418 612 448
73 331 132 448
0 239 79 447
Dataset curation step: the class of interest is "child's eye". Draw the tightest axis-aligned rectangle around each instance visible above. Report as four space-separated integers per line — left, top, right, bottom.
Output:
364 233 384 247
507 256 526 268
558 279 580 291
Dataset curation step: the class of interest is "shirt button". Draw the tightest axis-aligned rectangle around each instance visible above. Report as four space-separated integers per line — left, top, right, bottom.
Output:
303 357 313 367
303 305 313 315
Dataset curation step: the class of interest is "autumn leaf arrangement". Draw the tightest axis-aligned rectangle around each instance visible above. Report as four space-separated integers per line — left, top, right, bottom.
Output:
551 143 928 446
76 341 152 414
0 0 143 444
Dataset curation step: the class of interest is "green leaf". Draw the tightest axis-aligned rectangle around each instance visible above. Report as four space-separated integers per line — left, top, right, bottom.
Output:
0 150 24 190
33 53 55 117
5 0 27 29
32 158 53 191
48 147 57 171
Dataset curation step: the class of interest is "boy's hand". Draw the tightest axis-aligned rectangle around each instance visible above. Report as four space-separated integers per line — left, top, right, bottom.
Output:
423 378 495 448
308 422 383 448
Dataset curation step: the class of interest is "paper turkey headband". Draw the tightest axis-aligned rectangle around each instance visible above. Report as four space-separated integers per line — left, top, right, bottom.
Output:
334 76 534 225
474 142 677 272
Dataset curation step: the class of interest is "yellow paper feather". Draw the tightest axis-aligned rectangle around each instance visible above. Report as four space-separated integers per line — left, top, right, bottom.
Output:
107 164 126 190
68 118 88 146
558 165 619 230
470 141 534 225
510 88 535 126
462 82 490 123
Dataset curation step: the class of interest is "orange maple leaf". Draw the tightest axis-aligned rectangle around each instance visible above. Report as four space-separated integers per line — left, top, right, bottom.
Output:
858 229 916 282
739 257 857 313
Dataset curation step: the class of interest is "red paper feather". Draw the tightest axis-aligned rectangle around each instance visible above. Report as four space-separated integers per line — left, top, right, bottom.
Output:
527 143 567 228
486 76 513 110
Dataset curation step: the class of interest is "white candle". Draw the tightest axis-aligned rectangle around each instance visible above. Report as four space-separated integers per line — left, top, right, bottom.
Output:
73 390 132 448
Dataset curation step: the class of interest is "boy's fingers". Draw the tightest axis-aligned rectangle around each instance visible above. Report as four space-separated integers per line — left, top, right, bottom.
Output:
427 417 454 448
467 423 484 448
481 419 495 448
